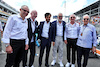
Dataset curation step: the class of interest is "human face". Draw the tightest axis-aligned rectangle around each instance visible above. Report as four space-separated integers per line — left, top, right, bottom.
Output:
45 15 51 22
83 16 89 25
20 6 29 18
58 13 63 22
70 15 76 22
31 11 37 20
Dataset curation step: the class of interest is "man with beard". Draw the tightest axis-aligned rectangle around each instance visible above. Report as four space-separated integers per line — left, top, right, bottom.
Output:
51 13 66 67
38 13 52 67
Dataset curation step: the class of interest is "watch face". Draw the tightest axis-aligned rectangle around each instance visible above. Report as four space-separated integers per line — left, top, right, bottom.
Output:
6 45 9 47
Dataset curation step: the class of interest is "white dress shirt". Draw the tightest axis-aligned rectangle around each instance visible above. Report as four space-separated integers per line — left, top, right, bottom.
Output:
41 21 50 38
0 21 3 31
56 21 63 36
77 23 97 48
30 18 35 42
2 14 29 44
64 22 79 40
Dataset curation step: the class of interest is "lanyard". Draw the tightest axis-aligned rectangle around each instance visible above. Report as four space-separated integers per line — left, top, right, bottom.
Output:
81 25 87 36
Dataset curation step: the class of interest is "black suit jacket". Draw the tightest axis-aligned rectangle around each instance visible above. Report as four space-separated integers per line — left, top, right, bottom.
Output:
51 20 66 42
38 21 52 42
27 18 38 44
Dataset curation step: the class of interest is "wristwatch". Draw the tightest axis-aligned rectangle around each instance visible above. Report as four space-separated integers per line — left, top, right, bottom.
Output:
5 44 10 47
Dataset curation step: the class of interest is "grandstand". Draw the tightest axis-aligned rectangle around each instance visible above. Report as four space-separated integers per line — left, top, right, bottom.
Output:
0 0 19 26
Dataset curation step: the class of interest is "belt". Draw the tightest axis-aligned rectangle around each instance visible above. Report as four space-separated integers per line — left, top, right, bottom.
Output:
42 37 48 39
68 38 77 40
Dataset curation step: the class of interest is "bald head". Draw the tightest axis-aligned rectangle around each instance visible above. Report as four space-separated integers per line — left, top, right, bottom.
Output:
31 10 37 20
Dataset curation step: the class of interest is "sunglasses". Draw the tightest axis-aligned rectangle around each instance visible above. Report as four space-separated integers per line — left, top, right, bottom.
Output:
22 9 29 13
84 18 89 20
59 16 63 17
71 17 75 19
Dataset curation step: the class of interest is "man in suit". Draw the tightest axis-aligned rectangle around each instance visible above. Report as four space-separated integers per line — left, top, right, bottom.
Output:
23 10 38 67
38 13 52 67
51 13 66 67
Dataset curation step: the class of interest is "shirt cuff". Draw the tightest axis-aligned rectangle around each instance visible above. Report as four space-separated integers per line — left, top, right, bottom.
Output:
93 44 97 47
2 38 10 43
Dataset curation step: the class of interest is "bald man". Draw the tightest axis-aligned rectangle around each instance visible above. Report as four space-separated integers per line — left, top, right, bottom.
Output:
51 13 66 67
23 10 38 67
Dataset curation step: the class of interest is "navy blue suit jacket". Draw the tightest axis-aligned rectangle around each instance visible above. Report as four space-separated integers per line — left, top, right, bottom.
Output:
38 21 52 42
51 20 66 42
27 18 38 44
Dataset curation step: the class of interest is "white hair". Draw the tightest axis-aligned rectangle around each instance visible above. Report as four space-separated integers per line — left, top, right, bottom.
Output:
70 14 76 18
83 14 90 19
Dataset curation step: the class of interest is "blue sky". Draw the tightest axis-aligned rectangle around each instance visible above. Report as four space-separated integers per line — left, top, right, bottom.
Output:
3 0 99 22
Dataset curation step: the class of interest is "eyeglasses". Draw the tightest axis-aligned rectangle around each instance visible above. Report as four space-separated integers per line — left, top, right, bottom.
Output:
59 16 63 17
22 9 29 13
84 18 89 20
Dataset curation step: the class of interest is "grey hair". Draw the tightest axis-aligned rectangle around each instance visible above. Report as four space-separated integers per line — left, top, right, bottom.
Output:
83 14 90 19
70 14 76 18
21 5 28 9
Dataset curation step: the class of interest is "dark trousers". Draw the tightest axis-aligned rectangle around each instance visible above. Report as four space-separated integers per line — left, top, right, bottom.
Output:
77 46 90 67
23 42 35 67
67 38 77 64
39 37 51 66
5 39 25 67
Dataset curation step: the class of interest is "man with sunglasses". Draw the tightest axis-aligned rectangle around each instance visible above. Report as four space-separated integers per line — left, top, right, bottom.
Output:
77 14 97 67
51 13 66 67
64 14 79 67
22 10 38 67
2 5 29 67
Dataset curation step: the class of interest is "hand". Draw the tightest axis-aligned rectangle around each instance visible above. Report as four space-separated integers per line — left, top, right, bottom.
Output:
92 46 96 53
25 44 29 50
64 40 67 44
6 45 13 54
52 42 55 46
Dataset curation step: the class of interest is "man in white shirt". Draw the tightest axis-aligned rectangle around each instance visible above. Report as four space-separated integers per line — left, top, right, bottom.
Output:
38 13 52 67
77 14 97 67
23 10 38 67
2 5 29 67
51 13 66 67
64 14 79 67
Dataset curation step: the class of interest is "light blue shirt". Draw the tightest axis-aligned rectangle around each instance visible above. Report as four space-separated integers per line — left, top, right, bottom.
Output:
56 21 63 36
77 23 97 48
41 21 50 38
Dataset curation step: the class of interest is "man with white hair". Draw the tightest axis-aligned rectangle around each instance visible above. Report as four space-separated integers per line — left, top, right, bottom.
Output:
77 14 97 67
51 13 66 67
64 14 80 67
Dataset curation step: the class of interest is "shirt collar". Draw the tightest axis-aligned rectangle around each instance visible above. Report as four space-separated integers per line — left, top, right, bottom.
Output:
30 18 36 22
45 21 50 24
83 23 89 27
57 20 63 25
